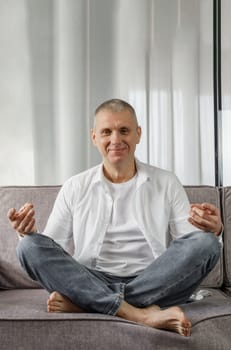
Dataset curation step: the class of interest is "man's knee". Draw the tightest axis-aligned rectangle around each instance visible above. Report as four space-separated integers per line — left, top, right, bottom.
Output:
17 234 32 260
16 233 52 263
189 231 221 265
194 231 220 251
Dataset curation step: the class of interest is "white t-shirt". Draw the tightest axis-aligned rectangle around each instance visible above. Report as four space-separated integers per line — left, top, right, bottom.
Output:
95 175 154 276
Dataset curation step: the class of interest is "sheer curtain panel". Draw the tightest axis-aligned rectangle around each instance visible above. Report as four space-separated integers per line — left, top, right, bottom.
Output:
0 0 217 185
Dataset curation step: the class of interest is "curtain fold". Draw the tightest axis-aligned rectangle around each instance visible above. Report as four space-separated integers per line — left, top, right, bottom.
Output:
0 0 34 185
1 0 225 186
53 0 88 183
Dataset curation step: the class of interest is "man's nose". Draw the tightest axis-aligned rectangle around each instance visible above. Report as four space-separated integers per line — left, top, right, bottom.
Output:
111 131 121 143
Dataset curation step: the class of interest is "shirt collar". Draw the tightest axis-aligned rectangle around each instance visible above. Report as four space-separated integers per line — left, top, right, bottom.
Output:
135 159 150 188
91 164 104 186
91 159 150 188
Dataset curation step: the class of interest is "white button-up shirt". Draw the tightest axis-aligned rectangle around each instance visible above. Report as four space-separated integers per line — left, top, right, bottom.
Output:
43 159 197 270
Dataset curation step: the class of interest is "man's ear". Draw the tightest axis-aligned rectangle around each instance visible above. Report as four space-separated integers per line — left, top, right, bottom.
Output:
136 126 142 144
91 128 97 147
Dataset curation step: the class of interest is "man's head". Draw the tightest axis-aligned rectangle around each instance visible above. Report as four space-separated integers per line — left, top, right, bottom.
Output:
91 99 141 169
94 99 138 126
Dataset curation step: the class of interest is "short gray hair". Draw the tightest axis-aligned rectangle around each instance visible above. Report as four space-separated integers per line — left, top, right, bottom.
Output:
94 99 138 124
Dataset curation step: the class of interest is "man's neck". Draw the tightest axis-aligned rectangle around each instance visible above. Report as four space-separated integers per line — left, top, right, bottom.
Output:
103 161 137 183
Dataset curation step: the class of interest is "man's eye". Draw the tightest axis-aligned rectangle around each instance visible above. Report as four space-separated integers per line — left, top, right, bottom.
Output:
101 129 111 136
120 128 129 134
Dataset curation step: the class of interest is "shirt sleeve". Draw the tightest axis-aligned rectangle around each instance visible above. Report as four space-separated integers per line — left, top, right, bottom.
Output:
43 179 75 254
168 175 201 239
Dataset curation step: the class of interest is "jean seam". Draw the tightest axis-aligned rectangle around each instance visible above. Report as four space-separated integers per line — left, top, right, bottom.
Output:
105 283 125 315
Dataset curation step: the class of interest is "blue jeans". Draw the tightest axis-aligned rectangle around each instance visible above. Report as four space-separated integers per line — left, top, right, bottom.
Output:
17 231 221 315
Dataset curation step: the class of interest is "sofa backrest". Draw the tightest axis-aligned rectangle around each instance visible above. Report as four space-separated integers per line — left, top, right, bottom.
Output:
184 186 223 288
0 186 60 289
0 185 224 290
221 187 231 294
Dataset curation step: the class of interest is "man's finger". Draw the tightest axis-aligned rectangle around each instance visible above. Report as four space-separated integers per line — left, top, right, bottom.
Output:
17 209 35 232
190 211 217 225
190 207 208 219
188 218 205 231
7 208 16 220
190 203 203 209
189 217 214 232
24 219 36 234
201 202 217 212
15 205 34 220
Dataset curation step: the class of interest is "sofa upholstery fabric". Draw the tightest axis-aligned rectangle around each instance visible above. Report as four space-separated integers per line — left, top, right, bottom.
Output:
184 186 223 288
0 289 231 350
0 186 60 289
221 187 231 294
1 185 231 349
0 186 222 289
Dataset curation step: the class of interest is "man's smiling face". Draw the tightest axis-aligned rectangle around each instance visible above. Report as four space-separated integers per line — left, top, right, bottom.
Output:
91 109 141 167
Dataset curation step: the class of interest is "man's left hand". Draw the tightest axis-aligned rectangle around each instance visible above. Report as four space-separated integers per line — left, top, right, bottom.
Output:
188 202 223 236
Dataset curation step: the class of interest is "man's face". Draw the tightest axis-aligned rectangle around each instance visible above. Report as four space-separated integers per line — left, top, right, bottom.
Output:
91 109 141 166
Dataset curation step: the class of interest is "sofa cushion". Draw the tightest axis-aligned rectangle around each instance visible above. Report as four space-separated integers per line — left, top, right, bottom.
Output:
221 187 231 293
0 186 60 289
184 186 223 288
0 289 231 350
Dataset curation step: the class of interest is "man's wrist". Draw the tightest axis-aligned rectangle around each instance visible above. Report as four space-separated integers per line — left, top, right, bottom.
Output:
215 223 223 236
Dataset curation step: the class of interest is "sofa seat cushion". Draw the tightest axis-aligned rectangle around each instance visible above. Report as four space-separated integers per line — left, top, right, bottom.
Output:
0 289 231 350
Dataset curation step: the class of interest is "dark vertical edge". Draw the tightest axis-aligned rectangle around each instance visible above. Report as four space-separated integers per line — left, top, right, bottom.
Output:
213 0 223 187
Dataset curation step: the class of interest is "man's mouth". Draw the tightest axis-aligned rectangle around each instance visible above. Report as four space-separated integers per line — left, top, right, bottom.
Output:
108 147 126 152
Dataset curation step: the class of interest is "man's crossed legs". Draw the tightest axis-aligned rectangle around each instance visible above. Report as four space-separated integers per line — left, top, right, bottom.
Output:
17 231 221 337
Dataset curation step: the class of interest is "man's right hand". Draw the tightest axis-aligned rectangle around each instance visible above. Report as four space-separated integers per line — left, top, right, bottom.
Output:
7 203 37 237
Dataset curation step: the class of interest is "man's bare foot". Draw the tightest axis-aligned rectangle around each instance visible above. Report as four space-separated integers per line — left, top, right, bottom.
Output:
47 291 84 313
143 305 191 337
116 302 191 337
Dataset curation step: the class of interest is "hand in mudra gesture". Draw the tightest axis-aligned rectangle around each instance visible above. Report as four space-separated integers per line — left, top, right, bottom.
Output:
7 202 37 237
188 202 223 236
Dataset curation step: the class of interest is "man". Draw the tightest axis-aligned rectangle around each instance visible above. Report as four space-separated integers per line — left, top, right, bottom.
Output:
8 99 222 337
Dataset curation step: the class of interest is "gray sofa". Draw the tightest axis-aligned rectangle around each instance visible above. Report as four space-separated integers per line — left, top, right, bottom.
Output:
1 185 231 350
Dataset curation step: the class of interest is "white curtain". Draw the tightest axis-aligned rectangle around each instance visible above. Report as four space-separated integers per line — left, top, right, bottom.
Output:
149 0 215 185
0 0 223 186
0 0 34 185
